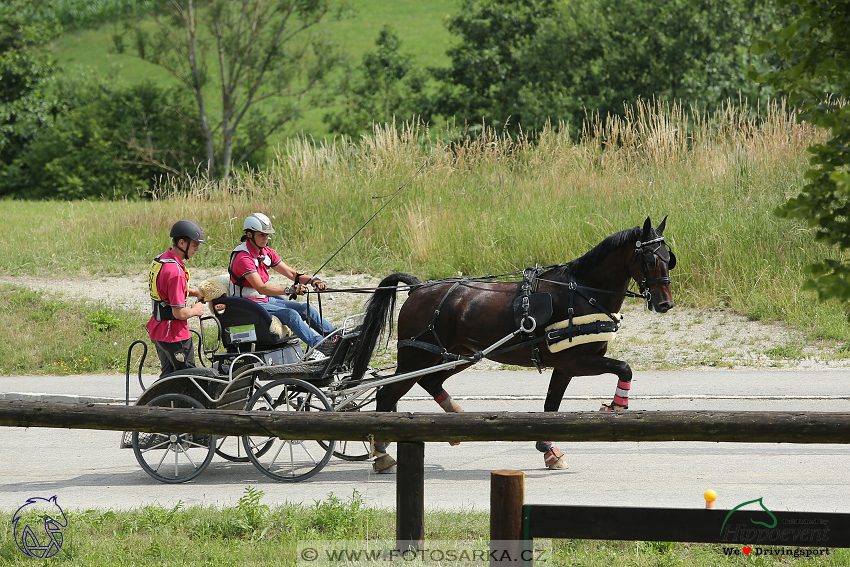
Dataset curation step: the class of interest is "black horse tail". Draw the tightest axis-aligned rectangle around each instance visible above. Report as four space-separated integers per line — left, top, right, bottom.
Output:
350 272 421 381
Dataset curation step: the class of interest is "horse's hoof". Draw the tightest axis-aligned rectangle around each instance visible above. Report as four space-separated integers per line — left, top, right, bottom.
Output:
373 453 397 474
544 448 567 469
600 402 628 411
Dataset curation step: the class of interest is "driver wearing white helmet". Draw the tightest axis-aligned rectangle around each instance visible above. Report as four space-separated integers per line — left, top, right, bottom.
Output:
228 213 338 357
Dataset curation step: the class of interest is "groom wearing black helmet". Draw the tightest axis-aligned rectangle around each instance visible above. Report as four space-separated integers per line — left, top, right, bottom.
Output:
146 219 206 375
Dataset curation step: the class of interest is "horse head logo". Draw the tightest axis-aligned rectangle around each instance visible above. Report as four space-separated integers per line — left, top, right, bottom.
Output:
12 496 68 558
720 497 778 535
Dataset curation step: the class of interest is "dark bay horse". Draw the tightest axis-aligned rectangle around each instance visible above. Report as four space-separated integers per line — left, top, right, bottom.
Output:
350 217 676 472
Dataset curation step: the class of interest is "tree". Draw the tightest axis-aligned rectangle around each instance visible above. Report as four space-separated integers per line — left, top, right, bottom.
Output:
0 0 60 181
133 0 341 183
324 25 430 137
432 0 556 132
7 78 205 200
749 0 850 302
432 0 784 134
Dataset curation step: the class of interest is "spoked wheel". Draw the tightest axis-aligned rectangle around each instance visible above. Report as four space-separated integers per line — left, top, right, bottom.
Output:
213 376 272 462
215 436 272 462
322 386 378 461
242 378 335 482
132 393 216 484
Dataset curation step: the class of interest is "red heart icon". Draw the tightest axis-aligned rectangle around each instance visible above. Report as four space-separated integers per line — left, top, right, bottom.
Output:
743 547 752 555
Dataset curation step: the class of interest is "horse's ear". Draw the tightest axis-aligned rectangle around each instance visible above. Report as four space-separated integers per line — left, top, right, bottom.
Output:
658 215 668 235
642 217 652 239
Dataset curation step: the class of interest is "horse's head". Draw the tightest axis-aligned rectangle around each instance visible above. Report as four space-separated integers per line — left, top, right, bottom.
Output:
629 216 676 313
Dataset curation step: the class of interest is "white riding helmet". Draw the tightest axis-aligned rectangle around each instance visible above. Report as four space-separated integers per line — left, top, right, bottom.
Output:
243 212 275 234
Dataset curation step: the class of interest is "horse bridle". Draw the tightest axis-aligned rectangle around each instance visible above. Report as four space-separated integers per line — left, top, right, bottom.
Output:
633 235 676 301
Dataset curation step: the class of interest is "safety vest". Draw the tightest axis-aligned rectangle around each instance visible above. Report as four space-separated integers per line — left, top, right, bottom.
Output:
228 242 272 299
148 254 189 321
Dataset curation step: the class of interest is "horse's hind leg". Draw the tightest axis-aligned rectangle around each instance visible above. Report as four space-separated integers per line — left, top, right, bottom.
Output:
371 377 421 474
537 368 572 470
419 367 470 446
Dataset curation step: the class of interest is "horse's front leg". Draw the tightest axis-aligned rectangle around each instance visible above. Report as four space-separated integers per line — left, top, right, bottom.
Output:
596 357 633 411
536 368 572 470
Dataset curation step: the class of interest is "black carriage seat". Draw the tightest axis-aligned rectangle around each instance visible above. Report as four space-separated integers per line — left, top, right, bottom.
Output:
210 296 299 350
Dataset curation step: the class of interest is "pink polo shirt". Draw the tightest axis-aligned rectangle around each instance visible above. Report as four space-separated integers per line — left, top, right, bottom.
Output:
229 240 282 303
146 248 191 342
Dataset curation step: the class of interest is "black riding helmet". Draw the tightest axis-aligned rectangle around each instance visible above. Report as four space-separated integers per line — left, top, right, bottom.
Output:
170 219 206 256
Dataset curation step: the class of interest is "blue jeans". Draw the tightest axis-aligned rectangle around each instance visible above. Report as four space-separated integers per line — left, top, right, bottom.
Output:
261 296 336 347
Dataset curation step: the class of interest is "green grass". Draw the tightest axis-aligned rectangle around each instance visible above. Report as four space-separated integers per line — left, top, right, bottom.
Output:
0 285 155 375
1 488 845 566
49 0 459 141
3 100 849 348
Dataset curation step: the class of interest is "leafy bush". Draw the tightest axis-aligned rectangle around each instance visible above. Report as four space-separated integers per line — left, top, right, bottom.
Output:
0 0 60 176
325 25 432 138
4 78 205 199
433 0 786 134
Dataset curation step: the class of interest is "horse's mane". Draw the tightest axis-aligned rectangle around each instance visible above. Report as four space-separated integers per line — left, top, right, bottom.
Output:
556 226 641 277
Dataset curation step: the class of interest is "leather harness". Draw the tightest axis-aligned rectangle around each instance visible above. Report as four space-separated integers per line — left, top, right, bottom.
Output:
396 235 674 370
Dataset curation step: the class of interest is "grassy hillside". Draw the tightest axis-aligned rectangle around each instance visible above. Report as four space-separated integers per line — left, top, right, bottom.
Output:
3 99 848 344
50 0 459 140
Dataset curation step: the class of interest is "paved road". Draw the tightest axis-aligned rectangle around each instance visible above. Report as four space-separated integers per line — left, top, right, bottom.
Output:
1 369 849 514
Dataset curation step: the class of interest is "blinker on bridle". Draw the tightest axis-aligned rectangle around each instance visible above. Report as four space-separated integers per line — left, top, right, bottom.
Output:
633 235 676 303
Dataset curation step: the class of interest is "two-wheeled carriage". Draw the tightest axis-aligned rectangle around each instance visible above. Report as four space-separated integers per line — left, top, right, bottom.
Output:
122 291 385 483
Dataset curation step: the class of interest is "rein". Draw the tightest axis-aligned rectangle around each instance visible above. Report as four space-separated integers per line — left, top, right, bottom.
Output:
305 235 673 368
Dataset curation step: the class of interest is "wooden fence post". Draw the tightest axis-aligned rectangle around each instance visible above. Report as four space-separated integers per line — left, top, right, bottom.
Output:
396 441 425 551
490 470 525 566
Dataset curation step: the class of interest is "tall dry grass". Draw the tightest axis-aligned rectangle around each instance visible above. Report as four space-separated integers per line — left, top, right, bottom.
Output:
3 99 845 340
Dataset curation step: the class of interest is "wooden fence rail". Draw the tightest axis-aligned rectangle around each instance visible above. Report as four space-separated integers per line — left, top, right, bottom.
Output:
2 400 850 443
3 400 850 559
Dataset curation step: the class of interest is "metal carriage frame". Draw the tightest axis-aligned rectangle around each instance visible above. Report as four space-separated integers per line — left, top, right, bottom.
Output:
123 285 535 484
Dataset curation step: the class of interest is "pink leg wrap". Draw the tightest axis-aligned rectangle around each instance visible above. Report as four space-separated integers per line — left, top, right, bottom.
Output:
434 390 463 413
435 391 463 445
613 379 631 407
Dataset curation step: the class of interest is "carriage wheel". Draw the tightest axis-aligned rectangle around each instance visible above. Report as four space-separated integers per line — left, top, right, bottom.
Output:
242 378 335 482
215 435 272 462
320 386 378 461
214 378 273 462
132 393 216 484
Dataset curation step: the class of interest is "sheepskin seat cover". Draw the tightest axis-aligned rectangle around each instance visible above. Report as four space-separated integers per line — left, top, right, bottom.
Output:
197 275 291 338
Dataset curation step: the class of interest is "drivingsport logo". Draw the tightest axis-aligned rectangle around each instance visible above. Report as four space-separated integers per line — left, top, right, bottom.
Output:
720 497 831 547
12 496 68 558
721 497 777 537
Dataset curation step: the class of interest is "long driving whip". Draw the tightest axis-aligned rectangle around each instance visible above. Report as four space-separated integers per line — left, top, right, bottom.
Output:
307 161 428 334
311 160 429 279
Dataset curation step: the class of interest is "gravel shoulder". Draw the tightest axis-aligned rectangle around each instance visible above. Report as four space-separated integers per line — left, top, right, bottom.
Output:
2 270 849 371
